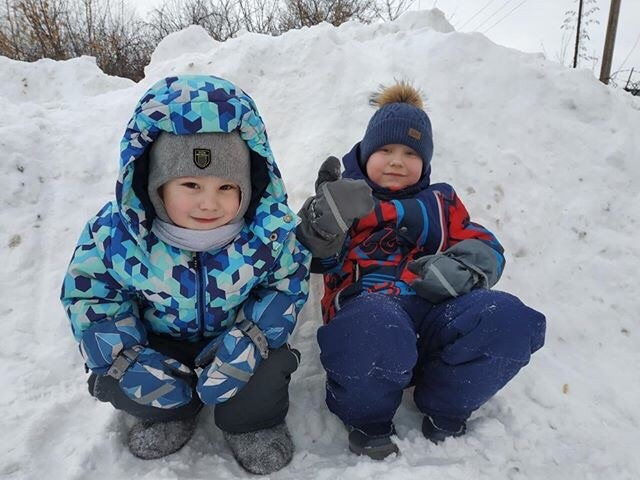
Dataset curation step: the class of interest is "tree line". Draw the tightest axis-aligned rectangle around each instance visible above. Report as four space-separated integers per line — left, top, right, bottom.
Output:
0 0 414 80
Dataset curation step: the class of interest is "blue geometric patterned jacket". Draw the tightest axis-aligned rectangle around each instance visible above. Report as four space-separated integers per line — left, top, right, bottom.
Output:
61 76 311 376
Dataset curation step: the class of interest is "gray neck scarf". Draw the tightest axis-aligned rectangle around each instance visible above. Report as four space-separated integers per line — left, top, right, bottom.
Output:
152 219 244 252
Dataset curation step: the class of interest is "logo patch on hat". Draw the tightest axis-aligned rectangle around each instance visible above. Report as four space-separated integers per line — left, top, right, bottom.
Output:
408 128 422 140
193 148 211 169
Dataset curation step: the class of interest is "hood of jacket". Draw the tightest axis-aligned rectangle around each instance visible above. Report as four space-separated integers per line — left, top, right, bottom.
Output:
116 75 295 249
341 142 432 200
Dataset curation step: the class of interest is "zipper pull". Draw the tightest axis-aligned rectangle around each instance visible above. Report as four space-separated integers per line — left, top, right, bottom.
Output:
352 260 360 282
190 253 200 271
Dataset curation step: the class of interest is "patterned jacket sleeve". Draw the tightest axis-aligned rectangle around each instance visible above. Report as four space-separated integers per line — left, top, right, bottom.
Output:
60 206 147 374
444 186 505 286
241 231 311 348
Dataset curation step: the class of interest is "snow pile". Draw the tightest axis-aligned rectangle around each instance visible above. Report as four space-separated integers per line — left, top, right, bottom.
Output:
0 55 132 105
1 9 639 479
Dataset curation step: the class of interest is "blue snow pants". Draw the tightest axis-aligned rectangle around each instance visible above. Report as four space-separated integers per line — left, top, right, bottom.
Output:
317 289 546 431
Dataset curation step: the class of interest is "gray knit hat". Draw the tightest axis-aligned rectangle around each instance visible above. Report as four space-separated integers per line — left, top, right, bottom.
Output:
148 131 252 224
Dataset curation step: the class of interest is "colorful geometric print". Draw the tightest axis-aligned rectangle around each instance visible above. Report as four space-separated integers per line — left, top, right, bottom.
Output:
61 74 311 354
196 327 262 404
119 347 194 409
62 199 310 343
243 290 298 348
116 75 290 247
79 315 147 374
318 182 504 323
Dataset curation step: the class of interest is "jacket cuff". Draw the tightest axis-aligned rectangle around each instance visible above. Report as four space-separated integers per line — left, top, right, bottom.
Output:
242 291 297 349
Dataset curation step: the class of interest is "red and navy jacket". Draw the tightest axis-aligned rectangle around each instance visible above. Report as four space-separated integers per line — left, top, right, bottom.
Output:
315 143 505 323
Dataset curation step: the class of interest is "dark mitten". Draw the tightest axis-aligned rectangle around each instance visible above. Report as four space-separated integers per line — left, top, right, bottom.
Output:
443 239 503 288
297 156 374 258
313 156 375 235
407 254 479 304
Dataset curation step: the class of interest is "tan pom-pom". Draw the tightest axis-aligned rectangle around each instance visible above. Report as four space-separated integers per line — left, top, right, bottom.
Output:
369 81 424 110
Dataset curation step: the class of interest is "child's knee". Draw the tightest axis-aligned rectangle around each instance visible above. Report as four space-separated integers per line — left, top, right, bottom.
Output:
434 290 545 365
481 290 546 351
317 297 417 381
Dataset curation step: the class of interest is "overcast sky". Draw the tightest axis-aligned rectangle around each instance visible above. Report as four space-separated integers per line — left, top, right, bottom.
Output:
131 0 640 86
429 0 640 85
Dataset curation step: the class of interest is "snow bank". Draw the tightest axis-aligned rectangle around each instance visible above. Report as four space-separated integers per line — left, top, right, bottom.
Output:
0 55 132 105
1 9 639 480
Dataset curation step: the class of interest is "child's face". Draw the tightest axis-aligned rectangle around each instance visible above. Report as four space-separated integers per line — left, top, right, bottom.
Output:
366 144 423 190
160 176 241 230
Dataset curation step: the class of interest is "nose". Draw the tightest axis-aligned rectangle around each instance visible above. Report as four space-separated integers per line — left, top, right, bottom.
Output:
388 152 403 166
199 193 219 211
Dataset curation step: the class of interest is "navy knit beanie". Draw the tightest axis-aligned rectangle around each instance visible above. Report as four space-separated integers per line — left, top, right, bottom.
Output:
359 82 433 172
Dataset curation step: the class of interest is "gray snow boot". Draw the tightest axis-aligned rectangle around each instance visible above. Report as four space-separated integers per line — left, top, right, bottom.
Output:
223 422 294 475
128 417 197 459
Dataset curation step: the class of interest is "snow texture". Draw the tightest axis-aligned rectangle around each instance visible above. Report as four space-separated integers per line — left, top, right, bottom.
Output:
1 9 639 480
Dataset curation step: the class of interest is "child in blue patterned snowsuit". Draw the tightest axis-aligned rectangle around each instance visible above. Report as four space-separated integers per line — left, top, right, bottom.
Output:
60 75 310 474
296 82 546 459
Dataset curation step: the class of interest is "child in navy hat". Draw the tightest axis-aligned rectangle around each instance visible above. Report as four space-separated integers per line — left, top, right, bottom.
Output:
297 81 546 459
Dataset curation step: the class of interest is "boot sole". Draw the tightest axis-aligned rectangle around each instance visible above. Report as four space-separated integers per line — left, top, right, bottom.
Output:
349 442 399 460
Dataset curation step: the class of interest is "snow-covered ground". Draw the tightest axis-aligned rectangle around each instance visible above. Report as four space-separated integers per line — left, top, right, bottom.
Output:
1 9 639 480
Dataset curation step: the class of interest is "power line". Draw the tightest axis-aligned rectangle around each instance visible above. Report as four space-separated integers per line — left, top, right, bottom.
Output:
471 0 517 32
482 0 530 35
458 0 498 30
615 30 640 73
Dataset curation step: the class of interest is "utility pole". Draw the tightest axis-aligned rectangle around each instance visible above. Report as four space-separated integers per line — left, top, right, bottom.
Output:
572 0 584 68
599 0 622 84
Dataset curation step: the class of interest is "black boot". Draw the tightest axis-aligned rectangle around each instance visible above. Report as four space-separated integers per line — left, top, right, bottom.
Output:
348 424 399 460
421 415 467 444
128 417 197 459
224 422 294 475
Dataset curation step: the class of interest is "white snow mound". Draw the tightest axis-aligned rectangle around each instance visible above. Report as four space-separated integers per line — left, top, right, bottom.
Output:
1 9 639 480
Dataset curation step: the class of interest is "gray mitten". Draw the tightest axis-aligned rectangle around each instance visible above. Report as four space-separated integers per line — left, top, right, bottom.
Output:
408 239 502 303
297 156 375 258
407 254 479 304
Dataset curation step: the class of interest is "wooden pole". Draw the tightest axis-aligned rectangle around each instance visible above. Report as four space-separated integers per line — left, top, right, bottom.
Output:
599 0 622 84
572 0 584 68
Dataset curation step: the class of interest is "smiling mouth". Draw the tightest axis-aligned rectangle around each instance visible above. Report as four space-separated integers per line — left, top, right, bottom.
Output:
192 217 219 223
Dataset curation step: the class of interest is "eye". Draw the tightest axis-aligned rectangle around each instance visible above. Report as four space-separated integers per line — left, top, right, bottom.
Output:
403 148 419 157
220 184 239 191
181 182 200 189
377 147 391 154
